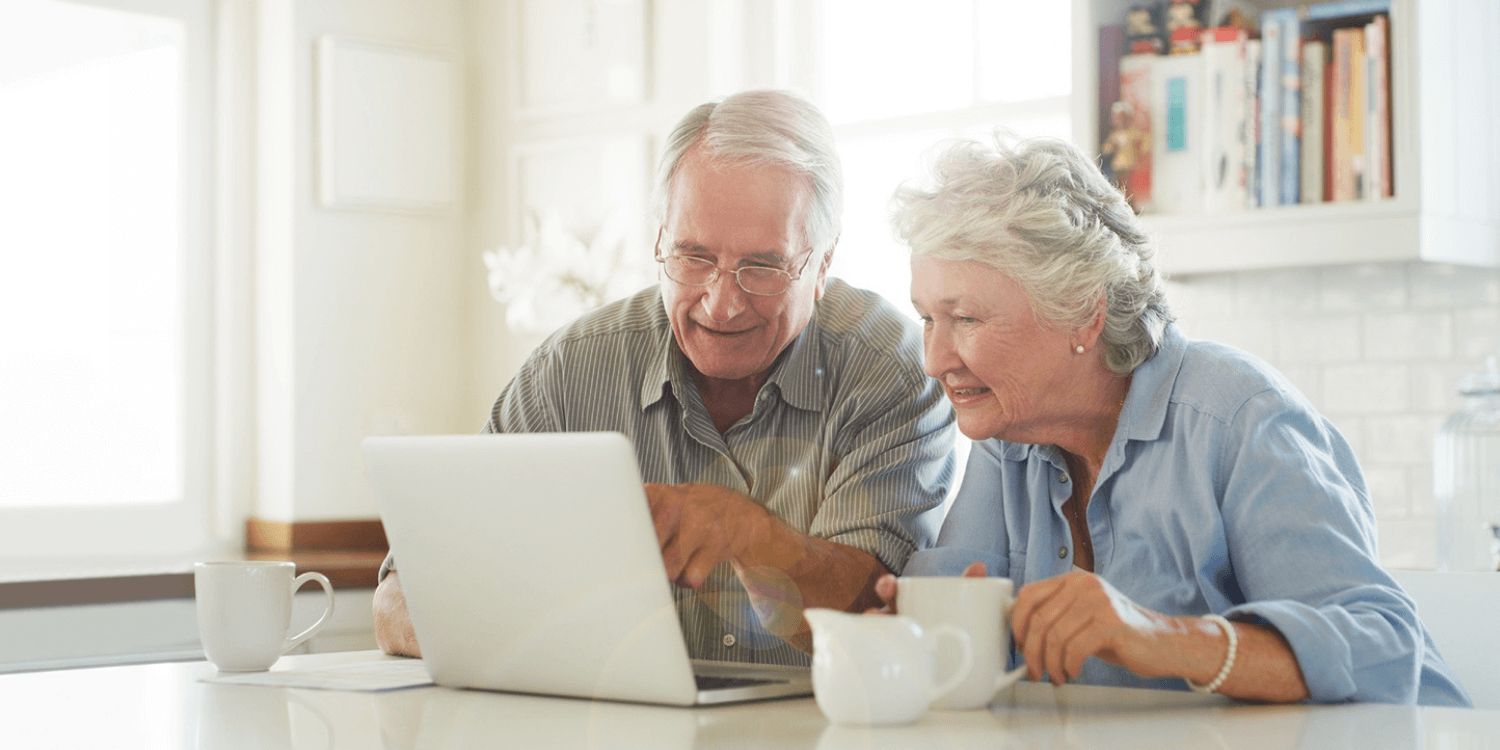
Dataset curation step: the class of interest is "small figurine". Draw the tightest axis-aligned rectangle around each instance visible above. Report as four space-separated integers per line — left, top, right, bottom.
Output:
1124 3 1165 55
1101 101 1150 210
1166 0 1208 54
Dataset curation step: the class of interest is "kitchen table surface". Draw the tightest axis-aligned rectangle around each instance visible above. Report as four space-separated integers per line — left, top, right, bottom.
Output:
3 650 1492 749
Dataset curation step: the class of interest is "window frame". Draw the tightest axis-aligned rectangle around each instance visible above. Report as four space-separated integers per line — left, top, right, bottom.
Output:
0 0 217 561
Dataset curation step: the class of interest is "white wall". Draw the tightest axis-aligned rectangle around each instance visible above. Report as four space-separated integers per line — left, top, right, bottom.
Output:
1169 262 1500 569
252 0 475 524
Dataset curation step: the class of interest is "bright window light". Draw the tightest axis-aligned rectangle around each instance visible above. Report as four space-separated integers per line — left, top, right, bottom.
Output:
0 1 185 508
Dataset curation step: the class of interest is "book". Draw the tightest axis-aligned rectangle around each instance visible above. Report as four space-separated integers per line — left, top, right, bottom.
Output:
1329 26 1367 201
1149 51 1205 213
1098 23 1125 181
1117 53 1156 211
1200 27 1249 213
1264 7 1302 205
1300 40 1328 204
1257 12 1282 207
1365 14 1391 199
1244 38 1261 207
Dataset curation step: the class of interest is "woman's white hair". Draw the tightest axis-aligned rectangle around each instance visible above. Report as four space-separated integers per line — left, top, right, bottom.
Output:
652 89 843 255
891 135 1174 375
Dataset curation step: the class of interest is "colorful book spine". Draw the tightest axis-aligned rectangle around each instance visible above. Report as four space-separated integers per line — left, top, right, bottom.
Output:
1257 13 1282 207
1098 23 1124 165
1149 52 1205 214
1330 26 1369 201
1348 27 1367 199
1273 8 1303 205
1301 40 1328 204
1201 27 1249 213
1365 14 1390 199
1244 38 1261 207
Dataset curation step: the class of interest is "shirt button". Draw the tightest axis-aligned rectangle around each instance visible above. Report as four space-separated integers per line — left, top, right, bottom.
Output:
1059 473 1070 483
1058 546 1068 559
723 633 737 648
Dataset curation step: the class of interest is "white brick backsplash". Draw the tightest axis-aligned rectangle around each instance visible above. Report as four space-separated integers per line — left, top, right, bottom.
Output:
1166 276 1236 317
1277 315 1361 363
1323 364 1410 414
1377 515 1434 570
1410 263 1500 309
1409 464 1435 517
1277 364 1322 408
1328 414 1368 462
1412 361 1482 413
1319 263 1408 312
1362 463 1411 516
1236 269 1321 315
1182 315 1278 363
1364 414 1444 465
1454 307 1500 358
1362 311 1453 361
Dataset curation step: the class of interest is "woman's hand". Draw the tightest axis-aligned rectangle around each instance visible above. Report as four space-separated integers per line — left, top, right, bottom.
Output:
868 560 989 614
1011 570 1197 685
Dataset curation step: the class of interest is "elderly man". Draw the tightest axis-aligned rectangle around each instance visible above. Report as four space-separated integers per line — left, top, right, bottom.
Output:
373 89 954 665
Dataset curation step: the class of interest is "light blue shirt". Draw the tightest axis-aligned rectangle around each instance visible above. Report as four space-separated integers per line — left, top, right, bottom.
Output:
906 324 1471 706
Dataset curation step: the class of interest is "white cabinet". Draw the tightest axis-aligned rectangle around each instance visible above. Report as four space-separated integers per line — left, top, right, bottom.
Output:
1072 0 1500 276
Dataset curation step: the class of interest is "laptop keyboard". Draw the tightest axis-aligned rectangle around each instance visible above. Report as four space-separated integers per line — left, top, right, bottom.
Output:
694 674 784 691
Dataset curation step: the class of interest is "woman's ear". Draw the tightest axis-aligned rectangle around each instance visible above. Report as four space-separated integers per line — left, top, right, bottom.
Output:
1075 294 1108 350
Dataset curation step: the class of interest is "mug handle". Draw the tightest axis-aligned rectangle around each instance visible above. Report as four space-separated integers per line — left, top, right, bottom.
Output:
926 624 974 703
282 572 336 654
992 663 1030 694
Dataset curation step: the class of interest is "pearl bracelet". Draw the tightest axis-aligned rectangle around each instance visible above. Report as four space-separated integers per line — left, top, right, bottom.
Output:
1186 614 1238 695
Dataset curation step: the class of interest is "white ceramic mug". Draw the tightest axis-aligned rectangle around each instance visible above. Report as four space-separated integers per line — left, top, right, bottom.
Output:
897 576 1028 710
195 561 335 672
804 608 972 726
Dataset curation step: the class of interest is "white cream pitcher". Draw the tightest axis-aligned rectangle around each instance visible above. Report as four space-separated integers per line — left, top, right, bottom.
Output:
804 608 973 726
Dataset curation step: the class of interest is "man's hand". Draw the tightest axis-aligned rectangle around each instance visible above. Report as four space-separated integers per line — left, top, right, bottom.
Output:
643 482 774 589
372 572 422 658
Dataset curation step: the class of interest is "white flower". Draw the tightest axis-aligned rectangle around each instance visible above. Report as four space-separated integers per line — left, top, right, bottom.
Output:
482 209 654 334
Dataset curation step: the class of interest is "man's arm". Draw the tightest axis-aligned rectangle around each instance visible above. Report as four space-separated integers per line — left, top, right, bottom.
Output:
372 572 422 657
645 482 889 652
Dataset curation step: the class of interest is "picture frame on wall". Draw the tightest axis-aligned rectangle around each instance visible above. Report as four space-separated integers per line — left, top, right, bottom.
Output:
510 0 650 117
508 131 651 255
316 36 460 214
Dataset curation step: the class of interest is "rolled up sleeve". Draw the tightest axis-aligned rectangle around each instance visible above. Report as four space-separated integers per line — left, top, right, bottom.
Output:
1219 394 1470 706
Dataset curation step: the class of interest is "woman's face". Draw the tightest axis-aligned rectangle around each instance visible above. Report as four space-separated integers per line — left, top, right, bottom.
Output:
910 255 1081 443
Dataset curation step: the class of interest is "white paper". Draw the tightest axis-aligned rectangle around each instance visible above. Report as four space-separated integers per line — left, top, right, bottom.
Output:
202 658 434 692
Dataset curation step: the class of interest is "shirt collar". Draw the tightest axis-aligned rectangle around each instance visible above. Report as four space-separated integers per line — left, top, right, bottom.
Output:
1117 322 1188 444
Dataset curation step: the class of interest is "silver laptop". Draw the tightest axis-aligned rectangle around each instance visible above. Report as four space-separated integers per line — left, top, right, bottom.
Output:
362 432 812 706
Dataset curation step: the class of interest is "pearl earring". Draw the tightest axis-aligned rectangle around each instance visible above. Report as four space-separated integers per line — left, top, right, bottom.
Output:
1074 345 1085 354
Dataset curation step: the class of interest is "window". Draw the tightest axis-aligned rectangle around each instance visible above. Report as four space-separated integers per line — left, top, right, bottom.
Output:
795 0 1074 500
811 0 1073 308
0 0 213 559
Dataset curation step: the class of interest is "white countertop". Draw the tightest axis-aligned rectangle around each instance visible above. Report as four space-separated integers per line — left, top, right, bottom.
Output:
3 650 1492 749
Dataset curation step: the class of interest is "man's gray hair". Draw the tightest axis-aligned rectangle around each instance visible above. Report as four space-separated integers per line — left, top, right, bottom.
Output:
652 89 843 255
891 136 1174 375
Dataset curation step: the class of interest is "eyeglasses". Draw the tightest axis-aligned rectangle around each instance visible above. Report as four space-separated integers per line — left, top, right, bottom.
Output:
654 240 817 297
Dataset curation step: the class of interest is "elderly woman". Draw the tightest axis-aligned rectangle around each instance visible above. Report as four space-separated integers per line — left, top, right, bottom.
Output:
880 136 1470 706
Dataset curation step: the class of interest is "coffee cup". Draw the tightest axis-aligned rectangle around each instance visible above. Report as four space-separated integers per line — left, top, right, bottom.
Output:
195 561 336 672
896 576 1027 710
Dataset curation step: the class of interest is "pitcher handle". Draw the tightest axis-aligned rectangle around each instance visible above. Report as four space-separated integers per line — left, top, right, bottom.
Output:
926 624 973 703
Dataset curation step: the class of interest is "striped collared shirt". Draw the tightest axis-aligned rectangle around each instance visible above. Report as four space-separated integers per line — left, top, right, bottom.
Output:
388 279 954 666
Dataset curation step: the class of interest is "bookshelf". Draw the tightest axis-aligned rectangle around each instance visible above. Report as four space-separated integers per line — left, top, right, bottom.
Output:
1072 0 1500 276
